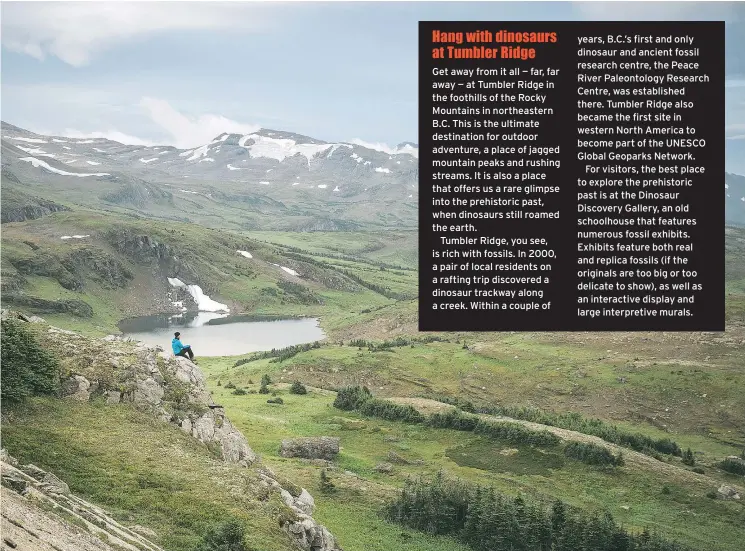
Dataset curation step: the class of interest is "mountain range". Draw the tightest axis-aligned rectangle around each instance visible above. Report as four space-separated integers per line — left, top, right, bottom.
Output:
1 122 420 231
2 121 745 229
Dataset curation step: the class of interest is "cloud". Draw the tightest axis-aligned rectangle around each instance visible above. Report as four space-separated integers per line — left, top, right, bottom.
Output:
727 134 745 140
1 2 267 66
139 97 260 148
572 1 744 21
61 129 156 146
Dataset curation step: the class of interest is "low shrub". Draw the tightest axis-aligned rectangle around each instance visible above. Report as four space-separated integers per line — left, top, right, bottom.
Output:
473 419 560 448
719 458 745 476
1 319 60 405
289 381 307 395
333 385 372 410
193 518 248 551
358 398 425 424
564 441 624 467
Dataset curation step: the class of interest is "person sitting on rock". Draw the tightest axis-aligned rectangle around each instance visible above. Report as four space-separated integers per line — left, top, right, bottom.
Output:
171 332 196 362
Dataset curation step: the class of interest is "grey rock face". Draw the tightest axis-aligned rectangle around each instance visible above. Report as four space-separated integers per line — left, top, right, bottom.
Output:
282 516 340 551
1 450 166 551
718 484 741 500
133 377 165 404
374 462 394 474
280 437 340 460
48 324 258 468
61 375 92 401
295 488 316 515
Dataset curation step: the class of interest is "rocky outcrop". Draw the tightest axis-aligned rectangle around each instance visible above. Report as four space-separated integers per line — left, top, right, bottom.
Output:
280 437 340 460
100 179 171 209
3 295 94 318
1 451 165 551
717 484 741 500
1 202 70 223
0 182 70 223
258 466 341 551
3 311 342 551
61 248 134 289
48 331 258 467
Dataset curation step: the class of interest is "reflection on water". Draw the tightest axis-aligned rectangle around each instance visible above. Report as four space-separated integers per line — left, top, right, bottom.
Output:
118 313 326 357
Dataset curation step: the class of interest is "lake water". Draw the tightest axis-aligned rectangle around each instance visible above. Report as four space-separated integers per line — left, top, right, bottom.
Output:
118 313 326 357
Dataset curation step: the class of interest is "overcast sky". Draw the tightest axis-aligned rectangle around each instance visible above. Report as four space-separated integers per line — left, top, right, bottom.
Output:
2 1 745 157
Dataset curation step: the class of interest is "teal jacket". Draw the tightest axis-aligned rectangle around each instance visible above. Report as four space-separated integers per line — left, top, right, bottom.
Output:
172 338 190 355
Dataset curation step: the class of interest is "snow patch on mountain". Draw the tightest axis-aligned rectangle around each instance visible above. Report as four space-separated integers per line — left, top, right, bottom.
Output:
270 263 300 277
12 136 48 144
198 157 214 163
375 167 391 174
239 134 334 166
350 138 419 158
140 157 159 163
19 157 110 177
237 250 253 259
227 164 241 170
86 161 101 166
317 184 327 189
185 145 210 161
167 278 230 312
16 145 55 158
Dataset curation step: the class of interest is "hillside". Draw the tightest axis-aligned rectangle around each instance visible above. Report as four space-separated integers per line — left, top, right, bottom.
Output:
0 210 417 334
4 311 744 551
726 172 745 226
1 312 340 551
2 118 745 551
193 345 745 551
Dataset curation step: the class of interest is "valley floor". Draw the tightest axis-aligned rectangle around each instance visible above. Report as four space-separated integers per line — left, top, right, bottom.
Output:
195 342 745 551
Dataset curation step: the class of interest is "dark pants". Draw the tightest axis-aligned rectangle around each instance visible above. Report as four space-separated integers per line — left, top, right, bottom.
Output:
176 347 194 360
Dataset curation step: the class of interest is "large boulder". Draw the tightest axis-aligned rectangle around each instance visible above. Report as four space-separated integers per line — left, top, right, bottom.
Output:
717 485 741 500
280 437 340 460
61 375 92 401
283 515 339 551
1 450 166 551
133 377 165 404
189 409 257 465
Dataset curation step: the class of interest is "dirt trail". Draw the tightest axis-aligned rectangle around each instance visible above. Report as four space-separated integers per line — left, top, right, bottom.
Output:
390 396 745 493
